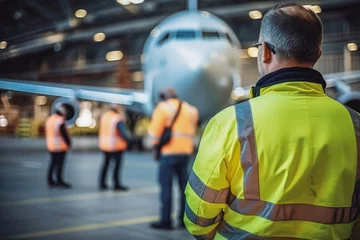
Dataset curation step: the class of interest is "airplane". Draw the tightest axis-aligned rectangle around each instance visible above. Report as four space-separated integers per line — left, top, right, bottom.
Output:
0 0 359 134
0 0 242 126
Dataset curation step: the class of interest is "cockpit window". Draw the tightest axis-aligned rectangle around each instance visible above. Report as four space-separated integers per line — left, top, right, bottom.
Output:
225 33 234 45
176 30 196 39
158 33 170 45
202 31 221 39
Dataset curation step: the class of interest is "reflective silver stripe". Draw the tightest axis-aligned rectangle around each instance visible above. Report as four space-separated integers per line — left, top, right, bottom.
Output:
229 197 357 224
235 101 260 200
185 202 222 227
218 221 301 240
193 227 218 240
188 170 229 204
172 132 194 138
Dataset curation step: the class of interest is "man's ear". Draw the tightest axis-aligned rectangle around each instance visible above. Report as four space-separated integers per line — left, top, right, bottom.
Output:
262 42 272 64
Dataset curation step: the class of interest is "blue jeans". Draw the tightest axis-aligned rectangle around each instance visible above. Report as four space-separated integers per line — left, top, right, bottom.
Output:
158 155 189 224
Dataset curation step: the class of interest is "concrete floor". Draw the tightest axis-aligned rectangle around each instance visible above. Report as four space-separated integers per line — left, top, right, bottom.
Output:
0 137 193 240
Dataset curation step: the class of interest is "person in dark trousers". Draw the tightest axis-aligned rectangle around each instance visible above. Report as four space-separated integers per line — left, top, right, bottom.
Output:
148 88 199 230
98 104 131 191
46 106 72 188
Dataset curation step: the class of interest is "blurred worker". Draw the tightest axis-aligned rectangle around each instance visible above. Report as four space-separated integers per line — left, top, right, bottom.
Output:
185 3 360 240
99 104 130 191
46 105 72 188
148 87 199 230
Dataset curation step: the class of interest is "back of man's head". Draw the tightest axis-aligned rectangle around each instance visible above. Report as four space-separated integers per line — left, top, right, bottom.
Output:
110 103 120 112
159 87 177 101
260 3 323 65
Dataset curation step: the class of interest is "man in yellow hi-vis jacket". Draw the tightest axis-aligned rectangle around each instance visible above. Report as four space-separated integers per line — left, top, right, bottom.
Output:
184 3 360 240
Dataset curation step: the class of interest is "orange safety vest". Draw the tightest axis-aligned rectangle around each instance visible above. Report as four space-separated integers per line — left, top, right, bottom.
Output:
148 99 199 155
98 110 127 152
45 114 69 152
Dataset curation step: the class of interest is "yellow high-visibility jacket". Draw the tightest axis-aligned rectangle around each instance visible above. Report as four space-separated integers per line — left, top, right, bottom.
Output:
185 68 360 240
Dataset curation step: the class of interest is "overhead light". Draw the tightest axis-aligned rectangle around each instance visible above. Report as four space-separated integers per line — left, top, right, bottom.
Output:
106 50 124 61
75 9 87 18
303 5 322 14
130 0 144 4
249 10 263 20
0 115 8 128
94 32 106 42
117 0 131 5
311 5 322 14
132 71 143 82
347 43 358 52
0 41 7 49
247 47 258 58
36 96 47 106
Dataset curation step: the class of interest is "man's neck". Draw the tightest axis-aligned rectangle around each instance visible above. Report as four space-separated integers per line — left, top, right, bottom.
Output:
267 60 314 74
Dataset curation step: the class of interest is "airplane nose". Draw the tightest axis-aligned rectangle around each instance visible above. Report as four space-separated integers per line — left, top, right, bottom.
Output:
174 47 234 119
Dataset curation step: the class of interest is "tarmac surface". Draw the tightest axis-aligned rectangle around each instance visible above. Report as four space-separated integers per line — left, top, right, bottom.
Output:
0 136 194 240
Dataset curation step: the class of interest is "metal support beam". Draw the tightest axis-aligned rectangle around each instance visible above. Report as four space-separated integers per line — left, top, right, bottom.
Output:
25 1 57 22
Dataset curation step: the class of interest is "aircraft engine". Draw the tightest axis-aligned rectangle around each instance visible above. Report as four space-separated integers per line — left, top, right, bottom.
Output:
337 91 360 113
51 97 80 126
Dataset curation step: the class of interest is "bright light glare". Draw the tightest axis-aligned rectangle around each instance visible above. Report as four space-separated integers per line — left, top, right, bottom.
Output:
130 0 144 4
0 41 7 49
247 47 259 58
201 11 211 18
249 10 263 20
303 5 322 14
117 0 131 5
231 88 245 100
93 32 106 42
90 119 96 129
150 28 160 38
76 109 94 128
132 71 143 82
347 43 358 52
75 9 87 18
106 50 124 61
36 96 47 106
0 115 8 128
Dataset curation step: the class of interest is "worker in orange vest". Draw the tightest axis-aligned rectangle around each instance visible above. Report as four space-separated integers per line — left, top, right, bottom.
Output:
98 104 130 191
148 87 199 230
46 105 72 188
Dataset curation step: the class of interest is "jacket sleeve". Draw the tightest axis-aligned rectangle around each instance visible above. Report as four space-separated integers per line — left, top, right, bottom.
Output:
60 123 71 147
117 121 130 142
147 104 167 145
184 117 230 239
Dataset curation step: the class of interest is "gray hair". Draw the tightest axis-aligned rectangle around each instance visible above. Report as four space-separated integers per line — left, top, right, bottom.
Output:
260 3 323 64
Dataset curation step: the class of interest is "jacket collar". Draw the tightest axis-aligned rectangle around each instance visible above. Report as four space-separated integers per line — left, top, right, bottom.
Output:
251 67 326 98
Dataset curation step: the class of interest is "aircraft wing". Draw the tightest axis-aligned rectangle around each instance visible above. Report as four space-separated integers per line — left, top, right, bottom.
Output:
0 79 147 113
